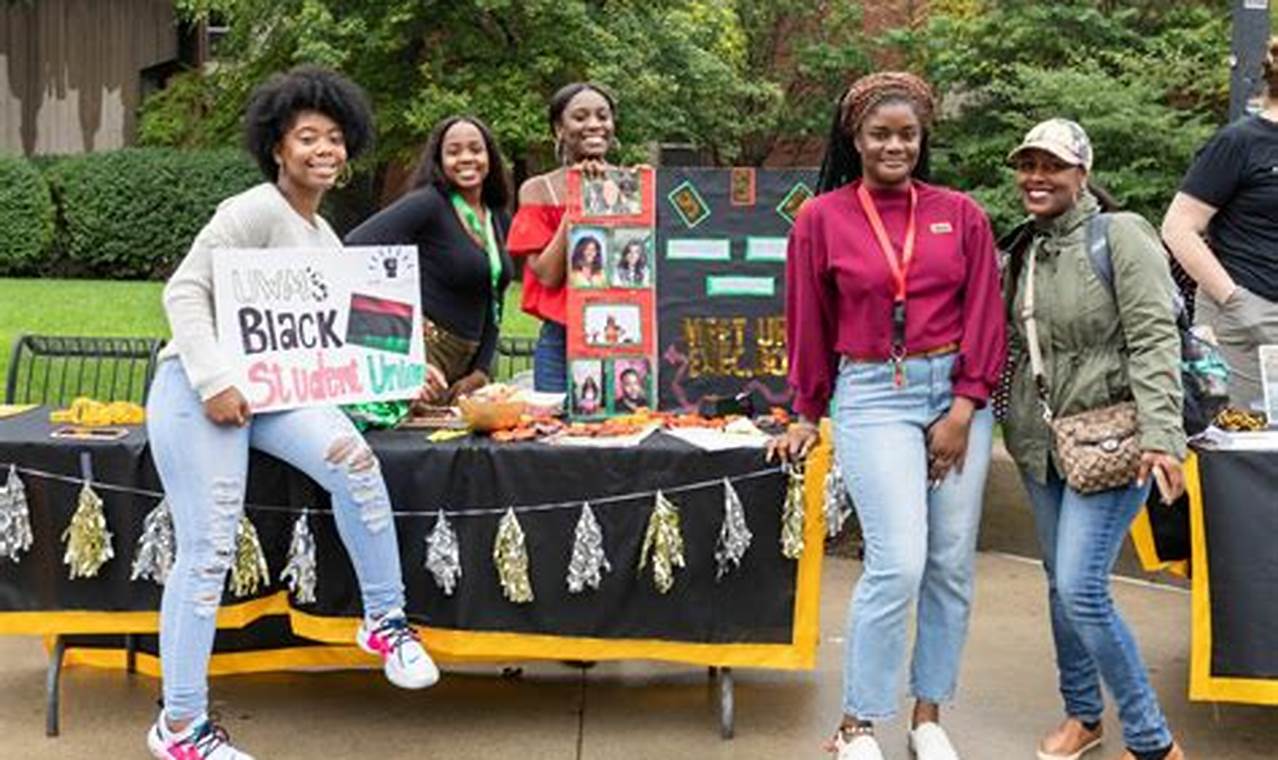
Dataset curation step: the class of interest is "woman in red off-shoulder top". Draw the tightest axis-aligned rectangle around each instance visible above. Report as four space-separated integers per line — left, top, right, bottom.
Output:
508 82 619 392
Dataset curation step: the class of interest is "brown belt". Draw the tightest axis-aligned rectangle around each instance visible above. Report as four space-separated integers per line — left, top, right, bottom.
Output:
844 341 959 364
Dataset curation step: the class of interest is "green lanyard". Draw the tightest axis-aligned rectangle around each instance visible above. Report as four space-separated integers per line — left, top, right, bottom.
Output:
450 191 503 323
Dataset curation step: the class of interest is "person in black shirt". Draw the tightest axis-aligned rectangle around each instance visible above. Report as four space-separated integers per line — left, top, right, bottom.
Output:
346 116 513 403
1163 37 1278 409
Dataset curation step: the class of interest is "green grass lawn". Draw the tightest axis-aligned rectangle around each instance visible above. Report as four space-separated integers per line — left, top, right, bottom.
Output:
0 277 540 394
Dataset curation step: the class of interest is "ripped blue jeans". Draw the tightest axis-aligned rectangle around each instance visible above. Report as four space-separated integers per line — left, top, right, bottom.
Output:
146 359 406 720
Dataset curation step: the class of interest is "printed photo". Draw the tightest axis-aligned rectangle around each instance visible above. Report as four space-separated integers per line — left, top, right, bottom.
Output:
1261 345 1278 428
568 227 608 289
584 303 642 348
612 358 653 414
609 228 652 288
582 168 644 217
571 360 605 417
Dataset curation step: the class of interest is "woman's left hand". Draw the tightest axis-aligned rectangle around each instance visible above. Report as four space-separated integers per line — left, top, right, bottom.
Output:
414 364 449 405
1138 451 1185 504
926 398 975 485
447 370 489 403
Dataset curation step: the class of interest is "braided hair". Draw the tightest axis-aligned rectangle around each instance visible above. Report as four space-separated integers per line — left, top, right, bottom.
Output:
817 72 936 194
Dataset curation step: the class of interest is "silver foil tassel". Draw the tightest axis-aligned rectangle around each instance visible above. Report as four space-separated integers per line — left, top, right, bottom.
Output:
62 482 114 579
229 514 270 598
823 461 852 538
493 508 534 603
567 502 610 593
280 511 318 604
0 464 33 562
715 478 752 580
130 498 175 585
780 463 806 560
425 510 462 596
638 490 685 594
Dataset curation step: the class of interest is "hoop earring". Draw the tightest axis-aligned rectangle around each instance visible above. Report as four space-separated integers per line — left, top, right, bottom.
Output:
610 135 621 154
335 163 353 189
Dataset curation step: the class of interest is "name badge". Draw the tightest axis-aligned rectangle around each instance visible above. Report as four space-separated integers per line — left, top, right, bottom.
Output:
930 222 954 234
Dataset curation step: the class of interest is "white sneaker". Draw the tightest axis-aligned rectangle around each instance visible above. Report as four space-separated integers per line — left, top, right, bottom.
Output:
146 712 255 760
834 730 886 760
909 722 960 760
356 608 440 689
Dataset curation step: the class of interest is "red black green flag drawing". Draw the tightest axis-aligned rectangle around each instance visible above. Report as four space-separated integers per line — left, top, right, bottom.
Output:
346 293 413 355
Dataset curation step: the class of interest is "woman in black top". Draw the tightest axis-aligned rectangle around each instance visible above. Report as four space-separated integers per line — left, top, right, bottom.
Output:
346 115 514 402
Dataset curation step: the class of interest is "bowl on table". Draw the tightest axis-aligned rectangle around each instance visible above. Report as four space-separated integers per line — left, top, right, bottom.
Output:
458 396 527 432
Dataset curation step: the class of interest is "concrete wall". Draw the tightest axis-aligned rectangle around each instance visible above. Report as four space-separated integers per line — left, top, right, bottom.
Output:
0 0 178 156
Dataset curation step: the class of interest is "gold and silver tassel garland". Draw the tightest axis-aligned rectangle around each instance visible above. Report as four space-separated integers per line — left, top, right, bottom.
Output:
425 510 462 596
493 508 534 603
639 490 685 594
714 478 752 580
229 514 270 598
280 511 318 604
567 502 610 593
780 463 806 560
823 462 852 538
130 498 175 585
62 482 113 578
0 464 33 562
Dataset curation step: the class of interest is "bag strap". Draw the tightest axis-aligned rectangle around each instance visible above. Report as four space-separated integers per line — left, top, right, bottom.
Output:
1019 249 1054 422
1085 212 1189 328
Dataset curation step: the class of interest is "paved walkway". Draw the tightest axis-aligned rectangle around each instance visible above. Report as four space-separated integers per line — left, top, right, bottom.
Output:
0 553 1274 758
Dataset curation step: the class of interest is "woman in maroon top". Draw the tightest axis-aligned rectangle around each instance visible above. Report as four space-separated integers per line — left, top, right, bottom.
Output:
768 73 1005 760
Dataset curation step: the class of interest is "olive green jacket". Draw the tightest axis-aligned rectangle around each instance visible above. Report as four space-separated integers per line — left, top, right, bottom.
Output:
1002 192 1187 484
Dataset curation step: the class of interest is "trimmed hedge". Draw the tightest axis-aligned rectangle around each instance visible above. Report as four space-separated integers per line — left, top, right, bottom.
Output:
0 155 55 275
45 148 261 279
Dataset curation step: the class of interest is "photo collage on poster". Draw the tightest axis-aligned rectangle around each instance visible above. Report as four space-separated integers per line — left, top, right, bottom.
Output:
564 167 658 420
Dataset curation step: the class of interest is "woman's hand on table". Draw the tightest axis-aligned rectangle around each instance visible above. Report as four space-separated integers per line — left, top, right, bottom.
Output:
766 419 819 465
927 398 974 485
1138 451 1185 504
446 370 489 403
204 387 250 427
414 364 449 406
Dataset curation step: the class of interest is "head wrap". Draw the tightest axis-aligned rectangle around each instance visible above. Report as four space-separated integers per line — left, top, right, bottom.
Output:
840 72 936 134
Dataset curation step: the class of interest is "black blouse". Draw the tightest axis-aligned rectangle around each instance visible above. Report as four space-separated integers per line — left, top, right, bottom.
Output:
345 184 513 374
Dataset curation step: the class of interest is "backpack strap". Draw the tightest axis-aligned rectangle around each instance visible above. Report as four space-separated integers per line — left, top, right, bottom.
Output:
1085 212 1189 327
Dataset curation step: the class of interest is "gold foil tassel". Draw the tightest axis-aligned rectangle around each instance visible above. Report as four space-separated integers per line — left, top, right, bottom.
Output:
62 482 114 579
493 508 534 603
780 463 806 560
639 490 685 594
229 514 270 598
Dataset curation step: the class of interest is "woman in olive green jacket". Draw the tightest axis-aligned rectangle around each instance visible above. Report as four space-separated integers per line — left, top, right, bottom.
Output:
1002 120 1187 760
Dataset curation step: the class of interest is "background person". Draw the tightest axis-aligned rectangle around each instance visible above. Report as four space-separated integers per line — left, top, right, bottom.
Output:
1162 36 1278 410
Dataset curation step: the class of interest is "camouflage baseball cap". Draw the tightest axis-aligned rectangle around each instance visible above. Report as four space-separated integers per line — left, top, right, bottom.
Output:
1008 118 1093 171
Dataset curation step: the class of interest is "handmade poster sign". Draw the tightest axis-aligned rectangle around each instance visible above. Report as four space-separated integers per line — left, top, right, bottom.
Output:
212 246 426 413
656 168 817 412
565 167 658 419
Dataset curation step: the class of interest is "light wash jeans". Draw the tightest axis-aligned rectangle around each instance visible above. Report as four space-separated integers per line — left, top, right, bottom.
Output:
833 354 994 721
1020 466 1174 752
533 320 567 393
146 359 406 720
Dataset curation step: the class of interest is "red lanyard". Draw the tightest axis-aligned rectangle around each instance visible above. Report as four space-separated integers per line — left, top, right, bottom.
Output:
856 182 918 303
857 182 918 386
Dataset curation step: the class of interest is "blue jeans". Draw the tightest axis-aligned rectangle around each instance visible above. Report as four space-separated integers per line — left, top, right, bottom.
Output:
146 359 406 720
533 320 567 392
833 354 994 721
1020 467 1174 752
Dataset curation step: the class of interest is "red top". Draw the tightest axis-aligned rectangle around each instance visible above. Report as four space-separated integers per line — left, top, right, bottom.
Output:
785 180 1006 421
507 203 568 324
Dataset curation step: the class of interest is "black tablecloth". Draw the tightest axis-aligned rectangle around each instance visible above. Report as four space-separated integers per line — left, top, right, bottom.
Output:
0 408 796 646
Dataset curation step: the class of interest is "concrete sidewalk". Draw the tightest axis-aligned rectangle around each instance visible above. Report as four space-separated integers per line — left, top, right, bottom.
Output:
0 553 1274 759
